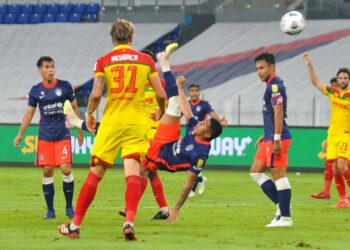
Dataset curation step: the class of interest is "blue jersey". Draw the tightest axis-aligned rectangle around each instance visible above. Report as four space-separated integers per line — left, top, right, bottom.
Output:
185 99 213 134
28 79 75 141
262 75 291 141
157 118 211 175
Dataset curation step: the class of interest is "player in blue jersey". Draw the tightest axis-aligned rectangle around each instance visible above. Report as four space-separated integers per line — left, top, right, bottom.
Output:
186 84 228 197
249 52 292 227
132 49 223 227
13 56 83 219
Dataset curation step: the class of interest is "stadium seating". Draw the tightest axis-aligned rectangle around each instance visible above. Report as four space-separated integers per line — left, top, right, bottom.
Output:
3 13 17 24
33 4 46 14
0 2 100 24
7 4 21 15
69 13 83 23
17 13 30 24
22 4 34 14
43 13 55 23
56 13 69 22
29 13 43 24
0 4 7 15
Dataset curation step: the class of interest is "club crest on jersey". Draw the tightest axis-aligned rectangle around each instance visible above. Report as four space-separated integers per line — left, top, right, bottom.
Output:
55 88 62 97
185 144 194 151
196 106 201 112
272 84 279 93
40 91 45 96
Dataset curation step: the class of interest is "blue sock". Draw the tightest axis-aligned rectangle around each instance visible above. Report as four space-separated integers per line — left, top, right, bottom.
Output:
277 189 291 216
261 180 278 204
163 71 178 98
63 180 74 208
42 183 55 211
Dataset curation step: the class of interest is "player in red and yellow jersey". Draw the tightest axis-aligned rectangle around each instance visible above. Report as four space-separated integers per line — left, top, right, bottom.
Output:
304 53 350 208
58 19 166 240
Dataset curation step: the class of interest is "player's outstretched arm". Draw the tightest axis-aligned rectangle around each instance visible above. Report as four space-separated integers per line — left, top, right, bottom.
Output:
210 111 228 126
303 53 325 92
14 106 36 147
70 99 84 146
176 75 193 123
150 75 167 116
166 171 197 224
86 75 105 133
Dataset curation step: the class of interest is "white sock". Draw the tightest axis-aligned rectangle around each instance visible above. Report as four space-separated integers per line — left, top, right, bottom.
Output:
69 222 79 231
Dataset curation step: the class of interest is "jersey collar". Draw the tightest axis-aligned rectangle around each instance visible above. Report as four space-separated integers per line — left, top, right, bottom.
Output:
190 99 202 106
195 136 211 145
42 78 58 89
266 74 277 84
113 44 132 51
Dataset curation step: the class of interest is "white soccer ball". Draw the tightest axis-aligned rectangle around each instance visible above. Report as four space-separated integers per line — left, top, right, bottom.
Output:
280 11 306 35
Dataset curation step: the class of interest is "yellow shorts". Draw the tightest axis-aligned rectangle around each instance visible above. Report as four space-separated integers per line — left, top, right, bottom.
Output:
326 133 350 161
147 125 158 141
91 124 149 166
146 119 160 141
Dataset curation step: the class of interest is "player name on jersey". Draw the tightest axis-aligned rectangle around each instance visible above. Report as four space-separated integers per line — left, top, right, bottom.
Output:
111 54 138 62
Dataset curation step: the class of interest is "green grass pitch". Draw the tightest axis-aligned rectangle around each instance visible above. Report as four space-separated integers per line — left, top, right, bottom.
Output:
1 167 350 250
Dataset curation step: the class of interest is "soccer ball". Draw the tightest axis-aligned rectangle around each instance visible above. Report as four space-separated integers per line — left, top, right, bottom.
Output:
280 11 306 35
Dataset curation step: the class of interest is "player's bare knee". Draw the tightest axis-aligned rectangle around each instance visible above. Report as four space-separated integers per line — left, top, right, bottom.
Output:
43 166 54 177
60 164 72 176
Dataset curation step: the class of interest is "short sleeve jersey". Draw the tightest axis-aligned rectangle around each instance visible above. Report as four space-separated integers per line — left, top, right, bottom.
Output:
262 75 291 141
28 79 74 141
94 44 158 126
157 118 211 175
323 85 350 136
185 99 213 134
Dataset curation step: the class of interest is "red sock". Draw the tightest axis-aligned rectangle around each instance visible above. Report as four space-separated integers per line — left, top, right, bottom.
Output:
140 177 148 197
125 175 141 223
342 167 350 187
323 161 333 193
150 176 167 208
334 173 347 199
73 171 102 226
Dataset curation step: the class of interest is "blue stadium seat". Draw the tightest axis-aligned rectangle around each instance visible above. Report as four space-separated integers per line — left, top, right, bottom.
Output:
86 3 100 14
0 4 7 15
86 13 98 22
60 3 72 14
29 13 43 24
33 4 46 14
22 4 33 14
47 3 60 14
0 14 4 23
69 13 82 23
43 13 56 23
3 13 17 24
7 4 21 15
17 13 30 24
55 13 69 22
72 3 86 14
